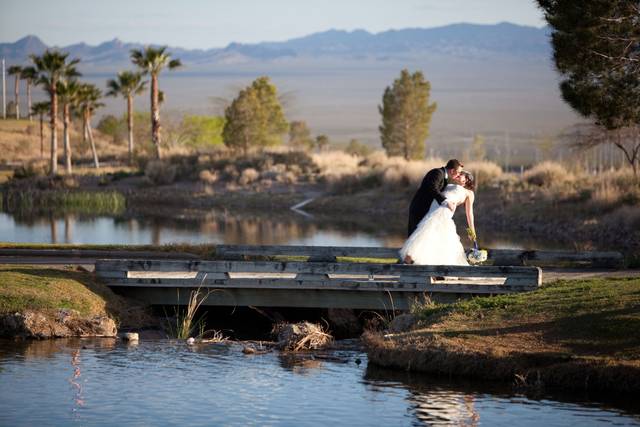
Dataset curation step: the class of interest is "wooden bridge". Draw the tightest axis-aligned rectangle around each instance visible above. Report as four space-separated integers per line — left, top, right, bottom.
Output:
94 244 626 310
95 258 542 310
0 244 623 310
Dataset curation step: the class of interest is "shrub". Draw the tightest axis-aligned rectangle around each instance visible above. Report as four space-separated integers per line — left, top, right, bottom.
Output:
198 170 219 184
523 161 574 187
464 161 503 188
12 160 48 179
144 160 177 185
238 168 259 185
312 150 363 181
222 164 239 180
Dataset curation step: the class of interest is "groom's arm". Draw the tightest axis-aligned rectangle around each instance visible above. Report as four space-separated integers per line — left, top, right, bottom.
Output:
421 169 446 204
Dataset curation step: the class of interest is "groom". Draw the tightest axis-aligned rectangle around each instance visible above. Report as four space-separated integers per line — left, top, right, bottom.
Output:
407 159 463 236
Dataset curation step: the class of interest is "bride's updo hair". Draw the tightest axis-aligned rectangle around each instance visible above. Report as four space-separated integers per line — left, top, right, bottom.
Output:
461 171 475 191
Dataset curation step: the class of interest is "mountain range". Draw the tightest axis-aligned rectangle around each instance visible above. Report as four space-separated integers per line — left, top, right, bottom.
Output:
0 22 577 149
1 22 550 69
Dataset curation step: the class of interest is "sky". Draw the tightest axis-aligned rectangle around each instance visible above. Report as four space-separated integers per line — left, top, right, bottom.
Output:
1 0 546 49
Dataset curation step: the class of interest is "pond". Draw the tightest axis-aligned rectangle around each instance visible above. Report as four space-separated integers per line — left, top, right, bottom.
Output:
0 339 638 426
0 209 571 251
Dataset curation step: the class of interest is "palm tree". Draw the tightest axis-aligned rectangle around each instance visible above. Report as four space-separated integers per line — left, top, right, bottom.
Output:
7 65 23 119
77 83 104 169
57 79 81 174
20 66 38 122
106 71 147 164
30 50 80 175
31 101 50 158
130 46 181 159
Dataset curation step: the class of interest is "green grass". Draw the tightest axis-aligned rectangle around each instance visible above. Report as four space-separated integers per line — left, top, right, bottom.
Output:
413 277 640 359
0 265 127 317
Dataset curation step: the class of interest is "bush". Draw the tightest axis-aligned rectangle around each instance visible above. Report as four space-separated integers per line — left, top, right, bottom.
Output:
144 160 177 185
523 161 575 187
198 170 219 184
464 161 503 188
12 160 48 179
238 168 259 185
312 151 363 182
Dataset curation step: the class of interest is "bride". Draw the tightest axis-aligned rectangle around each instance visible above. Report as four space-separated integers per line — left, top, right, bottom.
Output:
400 171 476 265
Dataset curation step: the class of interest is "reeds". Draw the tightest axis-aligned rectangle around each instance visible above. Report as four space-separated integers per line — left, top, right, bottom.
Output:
2 189 126 215
166 285 212 340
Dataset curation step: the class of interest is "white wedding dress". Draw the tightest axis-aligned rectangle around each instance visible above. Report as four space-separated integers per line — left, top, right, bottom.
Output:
399 184 469 265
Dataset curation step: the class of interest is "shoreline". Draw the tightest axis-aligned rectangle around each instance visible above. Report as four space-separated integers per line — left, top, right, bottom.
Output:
2 173 638 262
364 277 640 393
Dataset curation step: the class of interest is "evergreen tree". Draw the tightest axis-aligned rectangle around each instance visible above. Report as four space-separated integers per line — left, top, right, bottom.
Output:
537 0 640 175
315 134 329 151
288 120 313 151
223 77 288 153
378 69 437 160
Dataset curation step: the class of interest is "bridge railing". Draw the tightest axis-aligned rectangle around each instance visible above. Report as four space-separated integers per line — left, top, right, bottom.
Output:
215 245 624 267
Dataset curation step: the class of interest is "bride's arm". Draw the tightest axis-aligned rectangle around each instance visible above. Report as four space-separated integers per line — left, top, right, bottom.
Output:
465 191 476 241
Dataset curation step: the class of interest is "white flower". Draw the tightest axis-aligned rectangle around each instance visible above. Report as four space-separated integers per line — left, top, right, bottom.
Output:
467 249 488 264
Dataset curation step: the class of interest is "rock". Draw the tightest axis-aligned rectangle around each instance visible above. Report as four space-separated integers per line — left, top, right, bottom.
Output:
242 346 257 354
388 314 417 333
123 332 139 342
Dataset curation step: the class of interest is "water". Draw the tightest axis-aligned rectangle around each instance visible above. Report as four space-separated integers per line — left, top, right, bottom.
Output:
0 211 568 251
0 339 638 426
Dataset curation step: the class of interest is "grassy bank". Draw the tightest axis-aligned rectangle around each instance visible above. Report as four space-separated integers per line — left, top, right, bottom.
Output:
0 264 150 329
365 277 640 393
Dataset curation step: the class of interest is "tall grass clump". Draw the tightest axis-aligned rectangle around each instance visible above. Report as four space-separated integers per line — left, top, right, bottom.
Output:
523 161 575 188
3 189 126 215
165 286 212 340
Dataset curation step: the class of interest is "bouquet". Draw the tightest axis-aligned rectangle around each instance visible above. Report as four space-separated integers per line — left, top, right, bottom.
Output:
466 228 488 264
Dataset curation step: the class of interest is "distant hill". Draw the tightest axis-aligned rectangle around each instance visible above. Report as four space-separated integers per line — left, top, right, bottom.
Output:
0 23 577 147
0 22 550 69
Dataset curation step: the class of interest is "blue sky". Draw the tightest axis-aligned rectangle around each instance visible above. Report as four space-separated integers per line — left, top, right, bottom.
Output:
1 0 546 49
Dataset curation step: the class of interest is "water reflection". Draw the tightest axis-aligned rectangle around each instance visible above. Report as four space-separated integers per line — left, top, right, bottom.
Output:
0 210 398 247
0 209 573 250
1 340 639 426
365 365 640 426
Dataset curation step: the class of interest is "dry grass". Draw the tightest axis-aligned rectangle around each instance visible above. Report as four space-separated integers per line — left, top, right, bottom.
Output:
316 151 445 193
273 321 333 351
0 119 127 164
523 161 576 187
463 161 503 188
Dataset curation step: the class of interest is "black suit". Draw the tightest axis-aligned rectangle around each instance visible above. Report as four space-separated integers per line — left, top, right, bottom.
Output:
407 167 448 236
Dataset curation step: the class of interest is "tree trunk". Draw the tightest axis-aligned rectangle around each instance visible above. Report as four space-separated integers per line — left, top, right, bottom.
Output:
127 94 134 165
150 74 161 159
63 102 72 174
50 89 58 175
26 81 32 121
86 110 100 169
13 75 19 119
39 112 44 158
